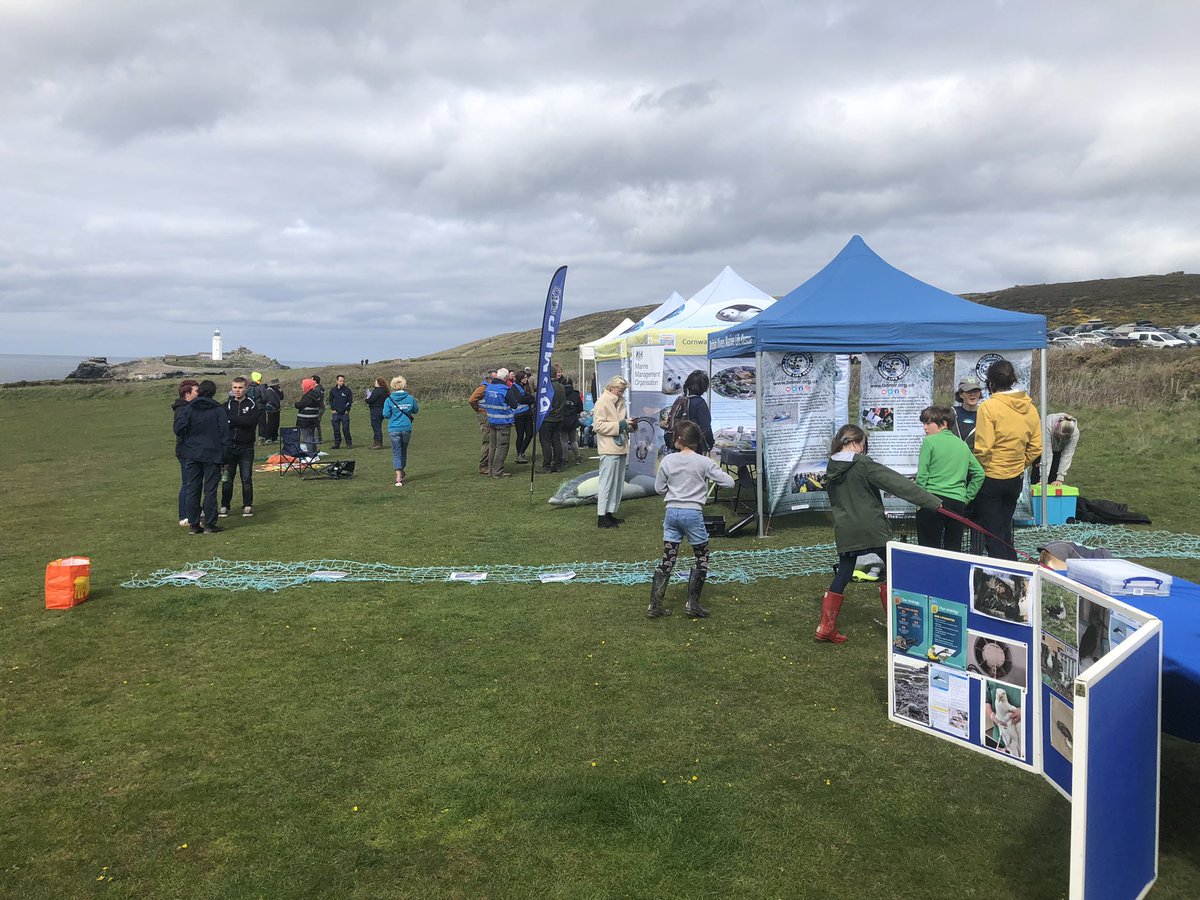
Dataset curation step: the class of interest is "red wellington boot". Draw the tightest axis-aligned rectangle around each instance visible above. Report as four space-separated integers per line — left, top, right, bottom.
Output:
815 590 848 644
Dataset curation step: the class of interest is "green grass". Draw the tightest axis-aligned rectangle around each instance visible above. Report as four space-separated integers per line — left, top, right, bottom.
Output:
1 384 1198 898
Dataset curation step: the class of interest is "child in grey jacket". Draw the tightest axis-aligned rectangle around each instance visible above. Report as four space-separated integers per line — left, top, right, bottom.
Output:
648 421 734 619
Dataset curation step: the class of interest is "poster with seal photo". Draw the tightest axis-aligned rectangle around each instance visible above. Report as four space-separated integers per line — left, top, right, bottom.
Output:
859 352 933 474
981 679 1025 761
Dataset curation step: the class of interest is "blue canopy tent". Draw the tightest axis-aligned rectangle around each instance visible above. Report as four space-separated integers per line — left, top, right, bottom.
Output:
707 236 1048 535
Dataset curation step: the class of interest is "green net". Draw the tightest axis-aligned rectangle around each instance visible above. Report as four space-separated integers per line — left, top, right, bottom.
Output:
120 524 1200 594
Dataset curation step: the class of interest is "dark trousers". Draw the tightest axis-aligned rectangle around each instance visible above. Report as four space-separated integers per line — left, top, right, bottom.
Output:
260 409 280 441
331 411 351 446
221 445 255 509
916 497 966 551
370 408 385 443
828 547 887 594
184 459 221 527
539 422 564 469
1030 451 1063 485
178 458 188 519
974 475 1024 561
515 414 534 455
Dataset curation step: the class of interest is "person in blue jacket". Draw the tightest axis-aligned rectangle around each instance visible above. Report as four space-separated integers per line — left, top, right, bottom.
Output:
173 380 231 534
383 375 420 486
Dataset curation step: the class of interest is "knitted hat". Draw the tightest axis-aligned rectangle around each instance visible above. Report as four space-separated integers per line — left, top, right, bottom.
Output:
302 378 316 393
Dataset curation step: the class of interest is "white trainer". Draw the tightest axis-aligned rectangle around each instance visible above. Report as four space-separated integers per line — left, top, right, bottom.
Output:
242 506 253 517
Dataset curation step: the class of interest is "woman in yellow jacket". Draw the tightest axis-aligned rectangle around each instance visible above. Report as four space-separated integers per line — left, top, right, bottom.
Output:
972 360 1042 560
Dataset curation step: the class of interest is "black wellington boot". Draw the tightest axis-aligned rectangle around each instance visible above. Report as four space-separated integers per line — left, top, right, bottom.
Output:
685 567 710 618
646 569 672 618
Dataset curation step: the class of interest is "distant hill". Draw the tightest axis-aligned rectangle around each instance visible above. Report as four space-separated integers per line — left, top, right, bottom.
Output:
963 273 1200 329
415 272 1199 365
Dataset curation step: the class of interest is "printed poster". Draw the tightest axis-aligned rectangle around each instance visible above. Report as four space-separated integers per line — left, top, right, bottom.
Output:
708 355 759 450
859 352 934 475
892 590 968 668
981 679 1026 761
929 665 970 739
629 345 666 392
758 351 839 513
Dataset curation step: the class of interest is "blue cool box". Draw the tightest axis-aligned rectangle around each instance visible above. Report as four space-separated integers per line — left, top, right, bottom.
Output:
1031 484 1078 525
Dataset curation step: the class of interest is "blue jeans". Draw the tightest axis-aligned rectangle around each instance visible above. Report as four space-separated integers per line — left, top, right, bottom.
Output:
390 431 412 470
370 408 385 443
663 507 709 545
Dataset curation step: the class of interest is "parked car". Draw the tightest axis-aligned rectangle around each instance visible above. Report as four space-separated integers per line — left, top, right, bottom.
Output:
1048 335 1083 348
1127 330 1189 348
1100 335 1138 348
1165 330 1200 347
1178 325 1200 341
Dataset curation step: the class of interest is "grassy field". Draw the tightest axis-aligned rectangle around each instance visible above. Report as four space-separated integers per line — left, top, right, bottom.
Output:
1 383 1199 898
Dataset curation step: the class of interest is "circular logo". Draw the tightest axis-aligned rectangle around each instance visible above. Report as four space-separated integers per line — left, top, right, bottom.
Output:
780 352 814 379
876 353 910 382
975 353 1004 383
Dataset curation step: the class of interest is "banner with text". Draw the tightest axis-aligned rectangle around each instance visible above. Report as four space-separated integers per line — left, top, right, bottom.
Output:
859 352 935 476
760 351 840 514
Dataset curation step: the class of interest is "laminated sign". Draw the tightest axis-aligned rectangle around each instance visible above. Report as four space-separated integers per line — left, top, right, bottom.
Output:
45 556 91 609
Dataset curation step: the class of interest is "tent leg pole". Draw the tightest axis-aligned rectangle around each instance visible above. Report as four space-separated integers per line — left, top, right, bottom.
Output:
755 351 765 538
1039 348 1048 525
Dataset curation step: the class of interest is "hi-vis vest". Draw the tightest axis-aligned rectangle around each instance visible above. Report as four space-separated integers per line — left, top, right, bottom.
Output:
483 382 515 425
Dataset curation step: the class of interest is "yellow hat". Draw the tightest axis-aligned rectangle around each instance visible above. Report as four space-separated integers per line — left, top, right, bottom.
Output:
251 371 262 382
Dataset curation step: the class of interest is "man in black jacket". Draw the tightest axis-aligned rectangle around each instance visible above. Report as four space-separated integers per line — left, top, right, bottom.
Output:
329 374 353 449
220 376 261 518
538 375 566 473
258 379 282 444
174 380 231 534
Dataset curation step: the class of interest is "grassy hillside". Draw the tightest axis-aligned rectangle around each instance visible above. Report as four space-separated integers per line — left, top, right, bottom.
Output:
963 272 1200 329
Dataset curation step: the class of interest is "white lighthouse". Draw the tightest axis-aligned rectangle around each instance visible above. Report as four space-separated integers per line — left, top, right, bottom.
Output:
212 329 223 361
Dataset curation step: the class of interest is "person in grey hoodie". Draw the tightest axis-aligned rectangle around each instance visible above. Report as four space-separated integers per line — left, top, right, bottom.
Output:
815 424 942 644
646 421 734 619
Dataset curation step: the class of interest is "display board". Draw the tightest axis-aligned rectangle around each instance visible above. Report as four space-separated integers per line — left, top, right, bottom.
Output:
888 543 1161 900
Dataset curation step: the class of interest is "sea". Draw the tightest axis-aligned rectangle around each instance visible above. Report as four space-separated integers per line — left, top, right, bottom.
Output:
0 354 332 384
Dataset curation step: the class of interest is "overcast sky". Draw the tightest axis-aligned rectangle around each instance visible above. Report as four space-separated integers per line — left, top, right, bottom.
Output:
2 1 1196 362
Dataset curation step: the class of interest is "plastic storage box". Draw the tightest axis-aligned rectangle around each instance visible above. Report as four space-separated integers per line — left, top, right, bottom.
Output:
1066 558 1172 597
1031 483 1078 525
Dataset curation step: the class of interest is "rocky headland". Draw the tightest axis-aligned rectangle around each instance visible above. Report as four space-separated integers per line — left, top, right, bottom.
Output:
66 347 286 382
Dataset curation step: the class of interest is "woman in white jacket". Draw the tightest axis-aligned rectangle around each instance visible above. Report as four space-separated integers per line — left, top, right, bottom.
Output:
592 376 635 528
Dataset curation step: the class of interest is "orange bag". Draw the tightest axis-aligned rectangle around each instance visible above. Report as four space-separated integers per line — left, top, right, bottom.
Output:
45 557 91 609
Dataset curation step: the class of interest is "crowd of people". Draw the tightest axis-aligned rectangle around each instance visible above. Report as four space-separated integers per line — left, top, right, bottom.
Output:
172 358 1076 638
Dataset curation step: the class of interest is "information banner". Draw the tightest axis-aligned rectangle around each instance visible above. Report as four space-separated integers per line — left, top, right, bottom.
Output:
859 352 934 475
758 351 838 513
629 346 666 392
953 350 1033 397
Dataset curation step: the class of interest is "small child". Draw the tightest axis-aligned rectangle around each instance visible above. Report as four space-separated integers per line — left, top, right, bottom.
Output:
647 421 734 619
916 405 984 551
817 424 942 644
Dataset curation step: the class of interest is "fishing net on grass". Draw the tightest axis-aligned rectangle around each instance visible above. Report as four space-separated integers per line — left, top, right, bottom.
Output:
120 524 1200 593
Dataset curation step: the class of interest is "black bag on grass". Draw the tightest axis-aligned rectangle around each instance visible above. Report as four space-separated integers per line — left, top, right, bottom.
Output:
1072 496 1151 525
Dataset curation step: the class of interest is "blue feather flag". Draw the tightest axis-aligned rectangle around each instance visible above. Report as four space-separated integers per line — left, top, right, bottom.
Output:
535 266 568 431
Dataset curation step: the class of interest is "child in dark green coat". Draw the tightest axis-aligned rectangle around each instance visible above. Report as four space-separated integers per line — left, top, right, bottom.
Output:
816 424 942 644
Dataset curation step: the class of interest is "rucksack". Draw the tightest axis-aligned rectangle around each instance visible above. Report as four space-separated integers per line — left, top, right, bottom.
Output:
662 395 691 449
563 390 581 419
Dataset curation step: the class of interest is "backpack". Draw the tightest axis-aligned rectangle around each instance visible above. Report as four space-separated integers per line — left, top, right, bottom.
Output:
662 395 691 449
563 390 581 420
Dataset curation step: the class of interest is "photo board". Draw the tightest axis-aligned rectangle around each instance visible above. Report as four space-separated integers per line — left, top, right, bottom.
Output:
887 543 1162 900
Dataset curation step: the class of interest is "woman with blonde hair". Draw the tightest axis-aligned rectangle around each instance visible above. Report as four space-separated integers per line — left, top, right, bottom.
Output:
382 375 420 486
592 375 635 528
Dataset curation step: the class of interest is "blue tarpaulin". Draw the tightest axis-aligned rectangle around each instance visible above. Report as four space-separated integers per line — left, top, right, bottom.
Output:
708 235 1046 357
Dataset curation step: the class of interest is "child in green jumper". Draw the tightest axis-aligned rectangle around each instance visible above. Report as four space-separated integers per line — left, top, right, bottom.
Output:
916 405 984 550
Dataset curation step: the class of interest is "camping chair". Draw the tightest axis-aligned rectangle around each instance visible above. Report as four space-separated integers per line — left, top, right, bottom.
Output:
278 427 320 478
